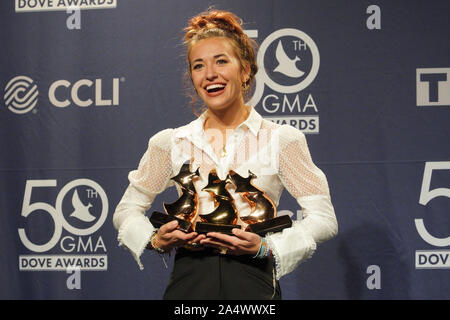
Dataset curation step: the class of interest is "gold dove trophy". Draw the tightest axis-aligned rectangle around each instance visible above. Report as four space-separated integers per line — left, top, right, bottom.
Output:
227 170 292 236
194 170 242 235
148 162 199 232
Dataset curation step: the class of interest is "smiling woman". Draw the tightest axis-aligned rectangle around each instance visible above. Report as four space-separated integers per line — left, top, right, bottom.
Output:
113 8 337 300
184 10 258 116
190 38 245 112
183 11 259 159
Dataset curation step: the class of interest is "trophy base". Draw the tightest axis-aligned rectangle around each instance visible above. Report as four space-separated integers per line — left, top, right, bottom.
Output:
246 215 293 236
149 211 192 232
195 222 241 235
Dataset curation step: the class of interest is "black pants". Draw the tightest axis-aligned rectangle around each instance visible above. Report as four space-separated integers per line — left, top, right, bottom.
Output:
163 247 281 300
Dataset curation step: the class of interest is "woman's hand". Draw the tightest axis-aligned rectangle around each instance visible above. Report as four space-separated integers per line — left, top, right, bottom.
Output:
199 228 261 256
152 220 205 252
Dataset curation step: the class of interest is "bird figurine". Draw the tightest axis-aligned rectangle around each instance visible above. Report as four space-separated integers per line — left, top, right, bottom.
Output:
198 170 239 226
170 162 199 192
227 170 276 225
163 162 199 222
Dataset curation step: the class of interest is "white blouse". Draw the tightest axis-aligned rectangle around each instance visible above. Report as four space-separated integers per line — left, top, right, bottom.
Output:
113 107 338 279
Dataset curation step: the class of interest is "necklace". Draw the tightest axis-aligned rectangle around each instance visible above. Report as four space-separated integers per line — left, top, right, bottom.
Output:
220 145 227 157
204 106 250 158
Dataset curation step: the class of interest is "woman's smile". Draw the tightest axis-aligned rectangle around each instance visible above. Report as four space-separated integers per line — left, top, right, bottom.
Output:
204 82 227 96
189 37 248 113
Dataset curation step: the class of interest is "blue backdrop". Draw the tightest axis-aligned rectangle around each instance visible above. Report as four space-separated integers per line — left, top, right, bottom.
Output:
0 0 449 299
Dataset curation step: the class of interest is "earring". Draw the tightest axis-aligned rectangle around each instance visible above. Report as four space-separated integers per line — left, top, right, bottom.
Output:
242 81 249 93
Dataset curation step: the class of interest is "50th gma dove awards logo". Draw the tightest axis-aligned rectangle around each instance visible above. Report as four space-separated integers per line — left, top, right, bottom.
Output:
4 75 123 114
245 28 320 133
18 179 109 272
415 162 450 269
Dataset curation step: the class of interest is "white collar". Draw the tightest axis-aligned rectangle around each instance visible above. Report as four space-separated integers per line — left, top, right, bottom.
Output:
175 106 262 139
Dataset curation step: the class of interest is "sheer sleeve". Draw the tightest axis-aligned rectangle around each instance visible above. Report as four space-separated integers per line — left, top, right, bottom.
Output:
113 128 174 269
266 125 338 279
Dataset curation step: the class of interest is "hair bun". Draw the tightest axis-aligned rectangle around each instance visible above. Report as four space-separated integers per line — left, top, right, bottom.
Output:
185 9 244 41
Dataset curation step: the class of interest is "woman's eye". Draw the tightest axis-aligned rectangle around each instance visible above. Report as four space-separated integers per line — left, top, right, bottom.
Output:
217 59 228 64
192 64 203 70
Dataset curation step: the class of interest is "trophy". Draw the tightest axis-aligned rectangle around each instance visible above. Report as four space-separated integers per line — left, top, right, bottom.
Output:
194 170 241 235
227 170 292 236
148 162 199 232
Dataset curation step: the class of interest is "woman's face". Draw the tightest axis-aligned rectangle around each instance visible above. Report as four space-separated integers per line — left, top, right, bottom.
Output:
189 37 248 113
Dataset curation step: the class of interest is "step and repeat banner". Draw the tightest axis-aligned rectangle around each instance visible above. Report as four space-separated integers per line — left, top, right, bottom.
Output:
0 1 448 299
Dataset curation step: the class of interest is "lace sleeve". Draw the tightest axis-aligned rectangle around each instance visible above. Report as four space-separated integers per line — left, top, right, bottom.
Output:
277 126 329 198
266 125 338 279
128 128 174 195
113 128 174 269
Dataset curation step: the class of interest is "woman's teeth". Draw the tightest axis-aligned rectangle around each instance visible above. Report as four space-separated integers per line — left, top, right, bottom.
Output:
206 84 226 93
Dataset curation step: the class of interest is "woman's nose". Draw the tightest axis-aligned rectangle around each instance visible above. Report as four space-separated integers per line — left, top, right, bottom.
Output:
206 64 218 81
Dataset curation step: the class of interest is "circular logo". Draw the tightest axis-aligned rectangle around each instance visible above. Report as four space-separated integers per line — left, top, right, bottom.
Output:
56 179 109 236
4 76 39 114
248 28 320 107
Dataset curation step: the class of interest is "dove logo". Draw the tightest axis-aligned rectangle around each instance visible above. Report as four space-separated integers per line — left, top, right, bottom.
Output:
70 189 96 223
248 28 319 103
246 28 320 133
18 178 109 271
273 40 305 78
4 76 38 114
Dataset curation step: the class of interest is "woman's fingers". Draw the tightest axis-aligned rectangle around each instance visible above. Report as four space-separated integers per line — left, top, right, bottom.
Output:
190 233 206 243
232 228 256 241
199 233 237 253
160 221 198 240
157 223 260 254
205 232 235 245
159 220 178 234
200 230 261 255
157 221 202 250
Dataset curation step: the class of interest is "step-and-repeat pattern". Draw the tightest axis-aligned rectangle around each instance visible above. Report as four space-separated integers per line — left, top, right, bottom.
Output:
1 0 448 299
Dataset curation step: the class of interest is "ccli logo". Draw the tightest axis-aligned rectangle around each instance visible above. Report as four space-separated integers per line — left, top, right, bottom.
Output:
3 75 122 114
4 76 38 114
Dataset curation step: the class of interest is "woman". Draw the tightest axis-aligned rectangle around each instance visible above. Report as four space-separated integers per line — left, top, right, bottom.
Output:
113 9 337 300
